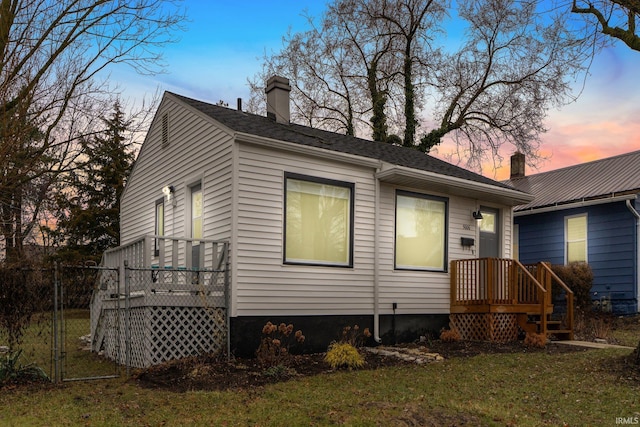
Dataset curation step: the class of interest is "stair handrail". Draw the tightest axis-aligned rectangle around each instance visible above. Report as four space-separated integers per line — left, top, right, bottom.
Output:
512 259 547 299
537 262 574 339
513 259 548 333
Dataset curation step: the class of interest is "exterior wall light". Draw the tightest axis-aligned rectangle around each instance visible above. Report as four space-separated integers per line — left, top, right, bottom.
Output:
472 210 483 224
162 185 176 206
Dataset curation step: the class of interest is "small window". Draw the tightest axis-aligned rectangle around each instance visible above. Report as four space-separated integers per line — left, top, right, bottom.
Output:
284 173 354 267
154 199 165 256
191 184 203 241
566 214 587 263
395 191 448 271
480 211 496 234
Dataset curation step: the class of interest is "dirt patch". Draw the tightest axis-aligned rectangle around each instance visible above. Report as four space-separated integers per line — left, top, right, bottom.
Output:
132 340 590 393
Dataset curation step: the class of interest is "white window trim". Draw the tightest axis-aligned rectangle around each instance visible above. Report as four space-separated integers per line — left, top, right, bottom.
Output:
565 213 588 264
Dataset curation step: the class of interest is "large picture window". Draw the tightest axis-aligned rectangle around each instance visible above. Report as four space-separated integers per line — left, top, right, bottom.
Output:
395 191 447 271
284 173 354 267
566 214 587 263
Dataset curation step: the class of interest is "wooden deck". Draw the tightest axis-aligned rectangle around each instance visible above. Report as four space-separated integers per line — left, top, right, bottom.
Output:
450 258 574 341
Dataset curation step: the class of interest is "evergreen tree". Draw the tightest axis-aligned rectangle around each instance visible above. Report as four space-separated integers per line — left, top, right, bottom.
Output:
49 102 135 263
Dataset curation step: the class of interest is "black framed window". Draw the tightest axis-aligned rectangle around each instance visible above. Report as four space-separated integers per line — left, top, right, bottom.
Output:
284 173 354 267
395 190 448 271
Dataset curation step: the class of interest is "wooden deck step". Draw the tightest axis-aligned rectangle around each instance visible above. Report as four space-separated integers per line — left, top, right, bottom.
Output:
533 320 562 327
548 330 574 340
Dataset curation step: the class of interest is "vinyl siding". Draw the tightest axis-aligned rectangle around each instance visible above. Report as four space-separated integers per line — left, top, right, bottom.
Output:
234 143 375 317
120 96 234 258
120 96 521 319
377 186 507 315
234 142 514 317
515 201 638 313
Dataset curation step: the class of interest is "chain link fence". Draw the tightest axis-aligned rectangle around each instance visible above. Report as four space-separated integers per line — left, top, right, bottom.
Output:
1 257 229 383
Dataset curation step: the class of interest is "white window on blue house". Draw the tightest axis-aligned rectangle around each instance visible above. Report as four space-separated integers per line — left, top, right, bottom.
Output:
565 214 587 263
284 173 354 267
395 191 448 271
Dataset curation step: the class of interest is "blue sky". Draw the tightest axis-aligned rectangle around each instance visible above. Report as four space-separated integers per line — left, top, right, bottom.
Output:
112 0 640 179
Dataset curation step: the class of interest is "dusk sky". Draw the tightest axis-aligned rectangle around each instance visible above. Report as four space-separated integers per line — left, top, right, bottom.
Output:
111 1 640 180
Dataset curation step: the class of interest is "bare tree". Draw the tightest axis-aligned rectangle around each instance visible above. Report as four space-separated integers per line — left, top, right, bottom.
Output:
365 0 446 147
248 21 371 136
250 0 591 173
0 0 185 262
572 0 640 51
422 0 590 170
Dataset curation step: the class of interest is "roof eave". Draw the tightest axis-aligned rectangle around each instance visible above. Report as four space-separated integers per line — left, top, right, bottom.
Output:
376 166 534 206
514 193 638 216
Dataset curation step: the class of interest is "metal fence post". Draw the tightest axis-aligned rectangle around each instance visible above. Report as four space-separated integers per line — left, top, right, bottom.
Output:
53 262 60 383
123 260 131 376
224 243 231 361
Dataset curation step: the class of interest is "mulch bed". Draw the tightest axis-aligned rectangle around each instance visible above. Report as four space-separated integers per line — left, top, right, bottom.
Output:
131 340 596 393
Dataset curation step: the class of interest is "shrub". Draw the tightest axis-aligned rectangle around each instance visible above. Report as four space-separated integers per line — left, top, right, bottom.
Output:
0 349 49 384
439 328 461 343
524 332 546 348
255 321 305 368
0 262 51 351
590 315 612 340
338 324 372 348
551 262 594 311
324 342 365 370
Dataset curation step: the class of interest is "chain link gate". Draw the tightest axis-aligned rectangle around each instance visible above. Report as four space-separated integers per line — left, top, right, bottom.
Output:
53 264 122 382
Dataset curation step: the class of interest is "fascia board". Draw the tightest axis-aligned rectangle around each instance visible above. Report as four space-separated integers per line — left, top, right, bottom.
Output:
376 166 534 206
514 194 638 216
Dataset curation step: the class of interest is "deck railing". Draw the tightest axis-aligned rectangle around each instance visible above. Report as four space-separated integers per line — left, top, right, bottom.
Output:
450 258 547 308
92 236 230 366
450 258 574 339
101 235 228 270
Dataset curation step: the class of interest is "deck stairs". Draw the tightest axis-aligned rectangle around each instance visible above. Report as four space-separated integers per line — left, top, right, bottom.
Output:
516 310 573 341
450 258 575 342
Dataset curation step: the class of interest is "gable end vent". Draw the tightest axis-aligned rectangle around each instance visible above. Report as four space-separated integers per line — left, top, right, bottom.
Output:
161 113 169 146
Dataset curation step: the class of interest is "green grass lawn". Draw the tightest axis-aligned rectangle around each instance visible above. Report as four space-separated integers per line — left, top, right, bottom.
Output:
3 309 119 382
2 314 638 426
1 347 637 426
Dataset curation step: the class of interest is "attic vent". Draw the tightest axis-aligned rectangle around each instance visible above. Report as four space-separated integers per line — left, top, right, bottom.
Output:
161 113 169 146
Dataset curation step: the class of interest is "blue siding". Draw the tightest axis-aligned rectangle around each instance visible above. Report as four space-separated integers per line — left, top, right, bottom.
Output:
515 200 638 314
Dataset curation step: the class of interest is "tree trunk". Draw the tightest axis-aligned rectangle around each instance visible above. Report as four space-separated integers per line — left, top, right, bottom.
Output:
368 64 388 143
402 45 416 148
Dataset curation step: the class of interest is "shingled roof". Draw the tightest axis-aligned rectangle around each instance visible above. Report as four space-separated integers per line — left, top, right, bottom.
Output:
504 150 640 211
169 92 520 192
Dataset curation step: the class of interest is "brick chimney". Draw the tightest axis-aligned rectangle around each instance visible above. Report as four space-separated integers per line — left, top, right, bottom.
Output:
265 75 291 124
510 152 526 179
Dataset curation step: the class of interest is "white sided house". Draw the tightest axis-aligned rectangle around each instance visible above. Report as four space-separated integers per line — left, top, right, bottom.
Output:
93 76 536 365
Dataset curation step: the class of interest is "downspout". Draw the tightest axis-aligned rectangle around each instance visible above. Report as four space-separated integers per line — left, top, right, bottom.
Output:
373 173 382 343
626 199 640 312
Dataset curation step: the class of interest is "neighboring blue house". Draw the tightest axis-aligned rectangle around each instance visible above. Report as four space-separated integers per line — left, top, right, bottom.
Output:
505 151 640 315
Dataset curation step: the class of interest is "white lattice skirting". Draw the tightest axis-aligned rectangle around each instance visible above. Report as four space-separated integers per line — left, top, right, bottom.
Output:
449 313 518 343
100 306 226 368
